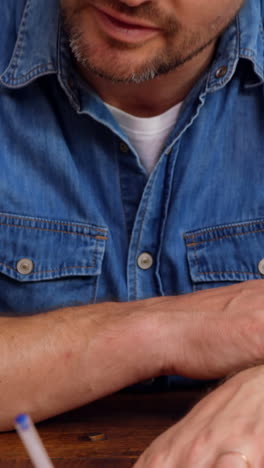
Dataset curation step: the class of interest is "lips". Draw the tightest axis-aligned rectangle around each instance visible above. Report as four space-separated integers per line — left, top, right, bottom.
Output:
103 12 153 30
95 6 160 31
92 4 161 44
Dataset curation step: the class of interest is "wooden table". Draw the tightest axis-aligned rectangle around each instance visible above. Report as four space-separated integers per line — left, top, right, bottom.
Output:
0 390 204 467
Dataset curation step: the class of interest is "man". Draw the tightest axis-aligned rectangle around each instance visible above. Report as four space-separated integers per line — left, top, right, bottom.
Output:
0 0 264 465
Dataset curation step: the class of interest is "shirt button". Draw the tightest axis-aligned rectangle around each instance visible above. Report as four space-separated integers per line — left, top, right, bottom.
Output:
16 258 34 275
258 259 264 275
137 253 154 270
215 66 228 79
120 142 129 153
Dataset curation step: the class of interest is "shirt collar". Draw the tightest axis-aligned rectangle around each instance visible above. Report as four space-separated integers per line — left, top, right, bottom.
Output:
1 0 264 92
206 0 264 92
0 0 60 88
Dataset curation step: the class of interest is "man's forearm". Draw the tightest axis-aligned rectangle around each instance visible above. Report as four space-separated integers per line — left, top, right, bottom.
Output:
1 279 263 431
0 300 162 431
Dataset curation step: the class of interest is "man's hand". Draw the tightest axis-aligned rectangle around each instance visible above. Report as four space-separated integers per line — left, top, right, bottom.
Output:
134 365 264 468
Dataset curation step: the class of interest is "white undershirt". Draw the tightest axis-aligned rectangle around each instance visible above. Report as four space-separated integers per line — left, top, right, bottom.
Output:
105 101 183 174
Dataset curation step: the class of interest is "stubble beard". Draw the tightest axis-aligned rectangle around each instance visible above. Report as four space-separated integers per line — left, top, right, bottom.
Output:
67 28 216 84
61 2 243 85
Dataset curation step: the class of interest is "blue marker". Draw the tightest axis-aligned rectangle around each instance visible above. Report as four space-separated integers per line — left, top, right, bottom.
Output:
15 414 54 468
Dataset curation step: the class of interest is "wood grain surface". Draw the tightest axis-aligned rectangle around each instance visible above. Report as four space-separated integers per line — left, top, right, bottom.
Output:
0 391 204 467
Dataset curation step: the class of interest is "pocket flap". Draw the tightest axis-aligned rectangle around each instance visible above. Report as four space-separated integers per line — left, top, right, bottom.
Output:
0 213 108 282
184 219 264 283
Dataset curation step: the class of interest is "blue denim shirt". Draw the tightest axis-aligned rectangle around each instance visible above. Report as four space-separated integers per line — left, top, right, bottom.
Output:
1 0 264 321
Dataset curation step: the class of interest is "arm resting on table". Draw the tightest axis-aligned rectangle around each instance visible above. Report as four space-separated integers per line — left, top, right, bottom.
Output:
1 279 264 431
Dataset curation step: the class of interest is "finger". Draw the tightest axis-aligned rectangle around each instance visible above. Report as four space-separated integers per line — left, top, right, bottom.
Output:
212 452 251 468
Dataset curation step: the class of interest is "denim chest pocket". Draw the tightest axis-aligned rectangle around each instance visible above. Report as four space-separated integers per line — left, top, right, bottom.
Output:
0 213 108 315
184 219 264 292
